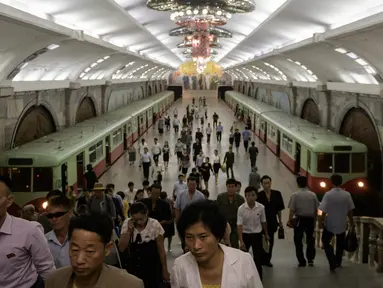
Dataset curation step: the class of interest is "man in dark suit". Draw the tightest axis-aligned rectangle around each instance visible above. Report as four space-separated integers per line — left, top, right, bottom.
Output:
257 175 285 267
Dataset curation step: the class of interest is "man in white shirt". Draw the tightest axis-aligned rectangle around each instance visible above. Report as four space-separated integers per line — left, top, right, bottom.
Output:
124 182 137 205
287 176 319 267
138 139 148 168
216 122 223 143
319 174 355 272
152 138 162 165
45 195 72 268
173 116 180 133
141 147 152 180
206 123 212 144
173 174 187 200
237 186 269 281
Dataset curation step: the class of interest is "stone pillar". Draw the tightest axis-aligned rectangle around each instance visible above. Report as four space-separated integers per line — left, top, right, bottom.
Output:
369 224 378 267
101 81 112 114
377 228 383 272
288 83 297 116
65 83 81 128
316 84 331 129
0 86 14 151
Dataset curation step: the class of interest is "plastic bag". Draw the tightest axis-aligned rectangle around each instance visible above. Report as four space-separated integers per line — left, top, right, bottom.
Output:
221 163 226 173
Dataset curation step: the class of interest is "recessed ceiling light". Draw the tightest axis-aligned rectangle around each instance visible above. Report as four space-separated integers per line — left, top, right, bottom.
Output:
47 44 60 50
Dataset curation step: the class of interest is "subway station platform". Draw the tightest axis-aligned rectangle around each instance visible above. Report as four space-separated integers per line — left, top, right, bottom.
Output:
100 90 383 288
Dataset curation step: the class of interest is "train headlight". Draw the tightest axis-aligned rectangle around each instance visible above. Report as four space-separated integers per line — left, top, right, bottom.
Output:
42 201 48 209
358 181 364 188
320 181 326 188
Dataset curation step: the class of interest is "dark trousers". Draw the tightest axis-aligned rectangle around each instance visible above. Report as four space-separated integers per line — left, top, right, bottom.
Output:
207 134 211 143
244 140 249 152
226 164 234 178
294 216 316 265
213 120 217 128
230 229 239 249
250 157 257 167
243 233 263 280
262 230 274 264
174 125 179 133
216 131 222 142
322 228 346 269
142 162 150 179
153 153 160 164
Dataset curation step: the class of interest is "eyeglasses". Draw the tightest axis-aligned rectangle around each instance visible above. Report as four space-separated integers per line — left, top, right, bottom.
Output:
46 211 70 219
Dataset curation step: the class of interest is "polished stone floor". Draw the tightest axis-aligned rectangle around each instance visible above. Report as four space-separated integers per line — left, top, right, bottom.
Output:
100 90 383 287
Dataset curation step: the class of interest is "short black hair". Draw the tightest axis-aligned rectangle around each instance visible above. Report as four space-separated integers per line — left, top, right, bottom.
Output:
130 202 148 215
128 182 134 187
187 176 197 182
160 191 167 199
49 195 73 210
151 183 162 191
46 190 63 200
191 168 197 172
116 191 125 199
106 184 115 190
251 141 255 146
331 174 343 186
226 178 236 186
261 175 272 183
0 176 12 193
244 186 258 195
201 189 210 198
296 176 308 188
177 200 226 241
236 180 242 187
76 205 89 216
142 180 150 186
68 212 113 245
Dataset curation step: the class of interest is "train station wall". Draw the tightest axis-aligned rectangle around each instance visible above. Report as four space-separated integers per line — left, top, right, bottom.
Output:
0 80 166 152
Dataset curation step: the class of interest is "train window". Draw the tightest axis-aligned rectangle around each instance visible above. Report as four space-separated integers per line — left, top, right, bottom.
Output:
282 134 293 154
33 168 53 192
270 126 276 138
96 141 103 159
334 153 350 173
89 146 96 163
317 153 333 173
261 121 265 131
112 129 122 145
140 116 144 124
10 168 31 192
352 153 365 173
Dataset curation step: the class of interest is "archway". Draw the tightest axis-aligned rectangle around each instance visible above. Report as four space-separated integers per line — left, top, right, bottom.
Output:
13 105 56 147
339 108 382 191
76 97 96 123
148 85 152 97
301 99 320 125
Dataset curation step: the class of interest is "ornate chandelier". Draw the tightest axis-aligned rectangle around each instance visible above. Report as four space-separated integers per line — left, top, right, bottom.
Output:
146 0 256 73
147 0 256 14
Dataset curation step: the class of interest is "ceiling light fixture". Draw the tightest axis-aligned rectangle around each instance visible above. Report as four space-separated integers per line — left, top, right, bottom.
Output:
79 56 111 79
287 58 318 82
335 47 377 75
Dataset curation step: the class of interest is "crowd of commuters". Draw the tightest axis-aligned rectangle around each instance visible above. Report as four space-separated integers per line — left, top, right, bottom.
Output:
0 96 356 287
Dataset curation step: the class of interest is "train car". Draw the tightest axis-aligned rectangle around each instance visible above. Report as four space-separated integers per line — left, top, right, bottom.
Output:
0 91 174 215
225 91 368 197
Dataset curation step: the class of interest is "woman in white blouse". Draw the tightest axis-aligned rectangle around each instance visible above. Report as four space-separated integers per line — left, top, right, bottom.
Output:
212 149 221 185
171 200 263 288
119 202 170 287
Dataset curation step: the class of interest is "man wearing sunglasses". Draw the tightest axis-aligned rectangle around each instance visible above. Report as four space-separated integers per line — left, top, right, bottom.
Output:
45 195 73 268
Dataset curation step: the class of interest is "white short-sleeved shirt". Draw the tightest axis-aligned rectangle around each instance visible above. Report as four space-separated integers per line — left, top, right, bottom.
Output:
237 202 266 234
319 188 355 234
121 218 164 243
213 155 220 164
124 189 136 204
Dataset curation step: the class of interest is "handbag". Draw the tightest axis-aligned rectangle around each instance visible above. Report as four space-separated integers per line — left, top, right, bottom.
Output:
119 232 135 271
278 227 285 239
345 229 358 253
221 163 227 172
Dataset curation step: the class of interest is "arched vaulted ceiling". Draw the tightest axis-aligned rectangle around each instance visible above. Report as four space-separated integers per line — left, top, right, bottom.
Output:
1 0 383 91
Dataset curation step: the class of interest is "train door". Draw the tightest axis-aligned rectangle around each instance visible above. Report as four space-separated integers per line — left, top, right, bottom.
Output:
146 111 149 130
276 130 281 157
152 107 156 126
137 116 141 136
253 114 256 132
123 125 128 151
306 150 311 177
295 142 301 175
105 135 111 167
264 122 267 143
61 163 68 193
76 153 84 189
